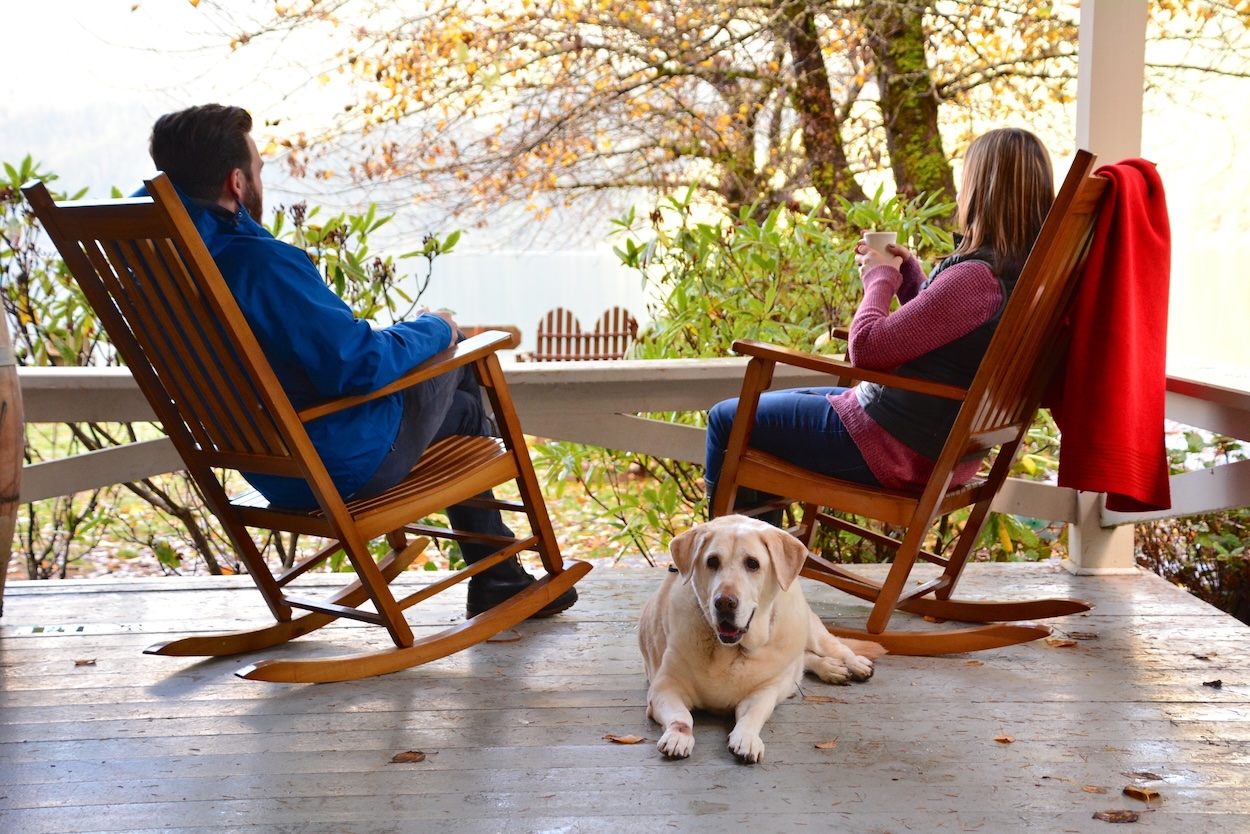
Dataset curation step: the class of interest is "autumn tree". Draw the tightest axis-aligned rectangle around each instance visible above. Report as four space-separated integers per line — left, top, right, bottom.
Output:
198 0 1248 228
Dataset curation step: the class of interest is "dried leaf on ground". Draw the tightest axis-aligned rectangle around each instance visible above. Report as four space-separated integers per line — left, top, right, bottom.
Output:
994 734 1015 744
1045 637 1078 648
965 660 984 667
486 630 523 643
814 739 839 750
73 658 97 666
1125 770 1162 781
1083 785 1108 794
803 694 847 703
1202 679 1222 688
390 751 427 763
1123 785 1161 802
1092 809 1140 823
604 734 646 744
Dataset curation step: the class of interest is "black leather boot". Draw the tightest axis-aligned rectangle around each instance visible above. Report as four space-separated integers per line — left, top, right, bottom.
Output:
465 556 578 619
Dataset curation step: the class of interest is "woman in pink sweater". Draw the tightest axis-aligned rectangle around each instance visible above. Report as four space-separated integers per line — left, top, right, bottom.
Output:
705 128 1056 511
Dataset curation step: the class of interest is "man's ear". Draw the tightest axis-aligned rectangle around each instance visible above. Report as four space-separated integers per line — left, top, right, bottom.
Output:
222 167 247 210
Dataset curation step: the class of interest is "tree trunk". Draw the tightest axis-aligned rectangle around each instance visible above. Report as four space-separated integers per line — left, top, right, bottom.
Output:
782 2 866 209
866 2 956 205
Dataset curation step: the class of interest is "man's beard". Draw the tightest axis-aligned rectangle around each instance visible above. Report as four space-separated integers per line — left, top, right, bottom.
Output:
242 176 263 223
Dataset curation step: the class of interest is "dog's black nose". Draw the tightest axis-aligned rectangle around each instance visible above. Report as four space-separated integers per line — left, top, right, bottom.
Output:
714 594 737 613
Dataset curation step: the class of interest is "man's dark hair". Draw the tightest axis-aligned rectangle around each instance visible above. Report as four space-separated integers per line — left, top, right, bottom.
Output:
149 104 254 201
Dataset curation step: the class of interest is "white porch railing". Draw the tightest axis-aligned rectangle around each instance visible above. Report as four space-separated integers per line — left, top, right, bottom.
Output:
14 358 1250 573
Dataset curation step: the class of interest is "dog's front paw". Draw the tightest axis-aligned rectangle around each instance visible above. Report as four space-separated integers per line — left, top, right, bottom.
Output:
657 723 695 759
727 728 765 763
808 655 852 685
846 653 875 681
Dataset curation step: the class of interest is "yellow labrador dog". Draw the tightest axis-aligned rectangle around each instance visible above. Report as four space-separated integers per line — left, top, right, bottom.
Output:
639 515 886 763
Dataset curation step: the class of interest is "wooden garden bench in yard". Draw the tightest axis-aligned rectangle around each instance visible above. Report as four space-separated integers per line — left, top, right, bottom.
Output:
712 149 1110 656
22 173 589 683
518 306 637 361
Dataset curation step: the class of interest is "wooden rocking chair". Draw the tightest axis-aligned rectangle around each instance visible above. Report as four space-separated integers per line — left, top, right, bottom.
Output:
23 174 589 683
711 150 1109 655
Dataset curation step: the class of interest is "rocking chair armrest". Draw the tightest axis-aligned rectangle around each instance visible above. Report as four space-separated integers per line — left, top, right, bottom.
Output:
297 330 518 422
732 338 968 402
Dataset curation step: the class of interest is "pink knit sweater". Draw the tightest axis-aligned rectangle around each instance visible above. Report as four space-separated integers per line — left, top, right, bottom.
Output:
828 255 1004 491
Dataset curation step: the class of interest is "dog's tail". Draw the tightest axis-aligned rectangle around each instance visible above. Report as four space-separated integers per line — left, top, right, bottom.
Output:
841 638 888 660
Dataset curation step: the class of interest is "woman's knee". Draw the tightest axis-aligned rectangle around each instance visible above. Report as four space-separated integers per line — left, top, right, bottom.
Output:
707 399 739 448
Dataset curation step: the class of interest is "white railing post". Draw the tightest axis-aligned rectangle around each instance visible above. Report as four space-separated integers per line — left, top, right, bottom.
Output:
1076 0 1149 162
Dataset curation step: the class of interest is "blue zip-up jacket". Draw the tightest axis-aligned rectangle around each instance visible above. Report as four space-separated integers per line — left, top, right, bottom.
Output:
136 186 453 508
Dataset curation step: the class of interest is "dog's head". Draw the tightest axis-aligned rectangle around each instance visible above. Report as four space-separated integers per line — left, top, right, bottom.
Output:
668 515 808 645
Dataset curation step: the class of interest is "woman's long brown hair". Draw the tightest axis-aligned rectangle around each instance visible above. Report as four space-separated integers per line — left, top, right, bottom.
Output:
954 128 1055 280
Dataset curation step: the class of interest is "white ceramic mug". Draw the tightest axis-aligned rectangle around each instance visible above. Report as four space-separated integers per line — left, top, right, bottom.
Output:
863 231 897 255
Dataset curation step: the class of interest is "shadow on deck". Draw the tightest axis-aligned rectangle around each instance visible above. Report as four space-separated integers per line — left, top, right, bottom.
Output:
2 564 1249 833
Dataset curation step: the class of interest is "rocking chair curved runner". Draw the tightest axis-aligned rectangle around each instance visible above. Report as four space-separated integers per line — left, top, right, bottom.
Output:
711 150 1110 655
23 173 590 683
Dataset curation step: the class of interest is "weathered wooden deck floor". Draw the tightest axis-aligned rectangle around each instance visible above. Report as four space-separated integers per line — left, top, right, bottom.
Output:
2 563 1249 833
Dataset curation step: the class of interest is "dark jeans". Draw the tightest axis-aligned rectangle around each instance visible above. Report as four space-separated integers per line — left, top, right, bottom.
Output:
351 360 512 563
704 387 880 519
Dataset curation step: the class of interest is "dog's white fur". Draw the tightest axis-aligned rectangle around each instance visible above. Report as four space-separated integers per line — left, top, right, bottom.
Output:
638 515 886 763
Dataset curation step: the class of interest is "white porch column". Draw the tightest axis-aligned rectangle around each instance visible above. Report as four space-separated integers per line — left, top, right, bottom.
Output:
1075 0 1149 162
1065 0 1150 574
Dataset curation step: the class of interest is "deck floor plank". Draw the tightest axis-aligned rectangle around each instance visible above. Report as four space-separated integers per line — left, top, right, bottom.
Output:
2 563 1249 833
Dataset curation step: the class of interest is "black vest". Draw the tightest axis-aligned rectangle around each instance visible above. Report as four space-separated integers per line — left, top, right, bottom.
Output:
857 249 1014 461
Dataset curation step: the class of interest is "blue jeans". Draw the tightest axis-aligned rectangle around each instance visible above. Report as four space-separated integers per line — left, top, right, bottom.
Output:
351 359 513 563
705 387 879 515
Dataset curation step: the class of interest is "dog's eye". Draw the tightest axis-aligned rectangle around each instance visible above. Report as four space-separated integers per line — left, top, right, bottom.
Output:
706 555 720 571
744 557 761 572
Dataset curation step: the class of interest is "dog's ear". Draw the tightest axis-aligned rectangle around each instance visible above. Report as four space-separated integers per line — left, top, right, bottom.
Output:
768 529 808 592
668 525 705 583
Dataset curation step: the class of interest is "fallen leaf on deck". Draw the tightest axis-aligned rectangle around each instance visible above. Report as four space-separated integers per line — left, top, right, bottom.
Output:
1083 785 1108 794
1192 652 1216 661
814 740 838 750
1125 771 1162 781
390 751 427 763
803 694 844 703
1122 785 1161 802
1045 637 1077 648
1066 631 1099 640
604 734 646 744
74 658 97 666
1092 809 1139 823
964 660 984 667
486 630 523 643
1202 679 1223 689
994 734 1015 744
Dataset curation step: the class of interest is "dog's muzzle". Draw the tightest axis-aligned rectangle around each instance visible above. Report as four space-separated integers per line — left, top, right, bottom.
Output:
715 605 754 644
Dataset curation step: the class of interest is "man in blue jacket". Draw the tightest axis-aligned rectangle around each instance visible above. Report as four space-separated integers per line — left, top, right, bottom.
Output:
145 103 576 618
